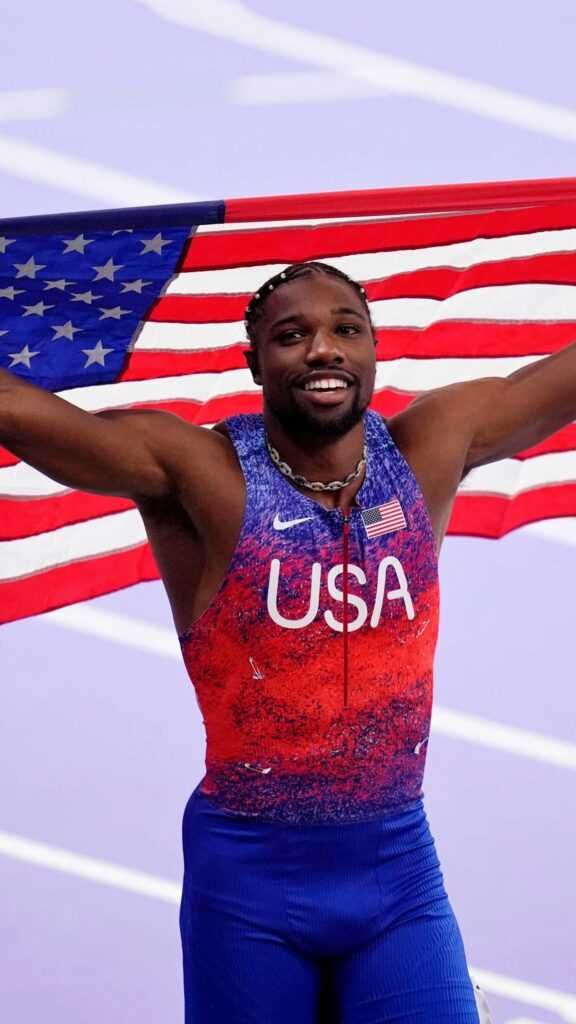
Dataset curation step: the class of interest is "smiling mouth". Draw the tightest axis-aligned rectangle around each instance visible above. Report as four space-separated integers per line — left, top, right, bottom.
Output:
296 381 354 405
298 377 353 393
303 379 350 393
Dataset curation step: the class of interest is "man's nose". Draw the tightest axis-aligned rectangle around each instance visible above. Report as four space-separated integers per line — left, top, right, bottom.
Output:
305 328 342 362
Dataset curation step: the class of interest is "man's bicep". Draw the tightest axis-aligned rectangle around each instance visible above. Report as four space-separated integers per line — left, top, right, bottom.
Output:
389 379 508 477
2 398 175 499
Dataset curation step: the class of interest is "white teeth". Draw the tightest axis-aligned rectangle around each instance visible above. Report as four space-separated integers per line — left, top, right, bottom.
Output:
303 378 349 391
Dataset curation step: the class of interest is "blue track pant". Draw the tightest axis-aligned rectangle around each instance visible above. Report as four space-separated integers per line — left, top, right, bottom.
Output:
180 786 480 1023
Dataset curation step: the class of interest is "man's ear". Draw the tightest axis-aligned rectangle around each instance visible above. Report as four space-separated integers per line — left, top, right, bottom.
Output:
244 346 262 385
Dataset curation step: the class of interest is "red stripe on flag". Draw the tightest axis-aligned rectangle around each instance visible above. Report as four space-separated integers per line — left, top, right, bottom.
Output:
449 483 576 538
225 177 576 222
0 543 159 625
0 493 133 541
119 347 249 379
0 447 19 469
372 322 576 360
367 253 576 300
149 293 248 323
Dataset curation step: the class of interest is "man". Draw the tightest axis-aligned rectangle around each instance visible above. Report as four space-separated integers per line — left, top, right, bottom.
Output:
2 258 568 1021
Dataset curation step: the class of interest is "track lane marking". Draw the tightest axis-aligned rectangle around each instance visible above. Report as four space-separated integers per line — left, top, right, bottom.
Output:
0 88 69 122
229 71 396 104
0 133 199 205
140 0 576 143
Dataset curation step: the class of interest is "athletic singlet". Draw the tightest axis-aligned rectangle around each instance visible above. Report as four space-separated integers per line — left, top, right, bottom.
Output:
178 410 440 825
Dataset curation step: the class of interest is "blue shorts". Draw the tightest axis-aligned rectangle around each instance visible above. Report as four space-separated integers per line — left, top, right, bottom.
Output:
180 787 480 1023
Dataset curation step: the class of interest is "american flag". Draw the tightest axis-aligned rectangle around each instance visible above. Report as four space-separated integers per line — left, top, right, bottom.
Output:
3 175 576 624
361 499 407 539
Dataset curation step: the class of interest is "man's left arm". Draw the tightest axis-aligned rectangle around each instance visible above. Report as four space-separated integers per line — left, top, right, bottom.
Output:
464 339 576 470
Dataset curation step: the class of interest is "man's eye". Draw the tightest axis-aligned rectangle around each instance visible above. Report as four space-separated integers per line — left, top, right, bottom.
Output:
337 324 361 336
277 329 303 343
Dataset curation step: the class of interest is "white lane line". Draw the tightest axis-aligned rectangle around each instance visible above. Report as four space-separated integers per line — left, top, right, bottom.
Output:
44 604 181 657
0 89 69 122
139 0 576 143
0 827 574 1018
0 831 180 903
472 968 576 1022
42 606 576 770
230 71 395 104
432 707 576 771
0 133 198 206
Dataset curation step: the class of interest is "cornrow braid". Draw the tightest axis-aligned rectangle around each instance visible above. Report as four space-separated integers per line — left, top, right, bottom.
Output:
244 261 371 347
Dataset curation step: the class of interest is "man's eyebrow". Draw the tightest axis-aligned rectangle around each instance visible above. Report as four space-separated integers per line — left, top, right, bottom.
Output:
268 306 366 331
331 306 366 318
268 313 305 331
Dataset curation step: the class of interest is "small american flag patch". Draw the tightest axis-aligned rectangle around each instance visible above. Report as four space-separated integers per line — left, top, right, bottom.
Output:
360 498 407 538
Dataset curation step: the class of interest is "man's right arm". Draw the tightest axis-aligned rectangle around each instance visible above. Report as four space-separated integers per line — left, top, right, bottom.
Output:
0 368 196 501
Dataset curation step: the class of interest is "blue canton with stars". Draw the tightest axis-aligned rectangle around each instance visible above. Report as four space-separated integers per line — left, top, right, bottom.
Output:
0 201 223 391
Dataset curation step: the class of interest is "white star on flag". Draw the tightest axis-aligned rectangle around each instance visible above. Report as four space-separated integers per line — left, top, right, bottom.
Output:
0 236 16 253
13 256 46 279
82 340 113 367
8 344 39 368
0 287 24 300
92 258 124 282
98 306 130 320
43 279 72 291
120 279 151 293
62 234 95 254
51 320 82 340
71 290 103 305
22 301 55 317
139 233 172 255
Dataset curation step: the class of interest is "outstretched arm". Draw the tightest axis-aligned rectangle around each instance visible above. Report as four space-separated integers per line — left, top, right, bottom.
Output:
464 339 576 470
0 367 200 501
392 340 576 478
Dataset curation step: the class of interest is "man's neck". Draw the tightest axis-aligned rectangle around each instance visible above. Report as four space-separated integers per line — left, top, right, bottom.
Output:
263 412 366 509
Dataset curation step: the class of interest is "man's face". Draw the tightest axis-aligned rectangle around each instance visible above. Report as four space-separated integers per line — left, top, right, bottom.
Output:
245 274 376 440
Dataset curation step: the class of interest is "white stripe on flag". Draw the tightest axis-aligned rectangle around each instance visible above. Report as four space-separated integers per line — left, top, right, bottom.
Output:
0 508 145 581
459 451 576 496
369 286 576 328
136 319 248 352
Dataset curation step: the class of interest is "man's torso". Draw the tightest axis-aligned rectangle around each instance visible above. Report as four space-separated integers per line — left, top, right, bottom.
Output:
137 407 463 635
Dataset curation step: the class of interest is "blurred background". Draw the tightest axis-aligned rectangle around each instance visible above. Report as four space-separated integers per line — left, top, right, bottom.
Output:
1 2 575 1021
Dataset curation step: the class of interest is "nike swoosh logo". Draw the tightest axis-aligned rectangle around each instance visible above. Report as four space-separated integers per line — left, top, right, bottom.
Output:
273 514 314 531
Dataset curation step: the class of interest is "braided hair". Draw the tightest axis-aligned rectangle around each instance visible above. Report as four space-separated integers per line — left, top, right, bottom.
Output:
244 261 372 347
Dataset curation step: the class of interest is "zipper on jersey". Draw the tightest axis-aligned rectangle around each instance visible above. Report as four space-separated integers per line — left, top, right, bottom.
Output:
342 511 350 708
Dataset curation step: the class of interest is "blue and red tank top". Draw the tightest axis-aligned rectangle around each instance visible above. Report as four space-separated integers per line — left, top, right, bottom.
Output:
179 410 439 825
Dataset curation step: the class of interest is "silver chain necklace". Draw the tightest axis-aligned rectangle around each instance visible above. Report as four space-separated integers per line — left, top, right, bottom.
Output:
266 437 367 492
